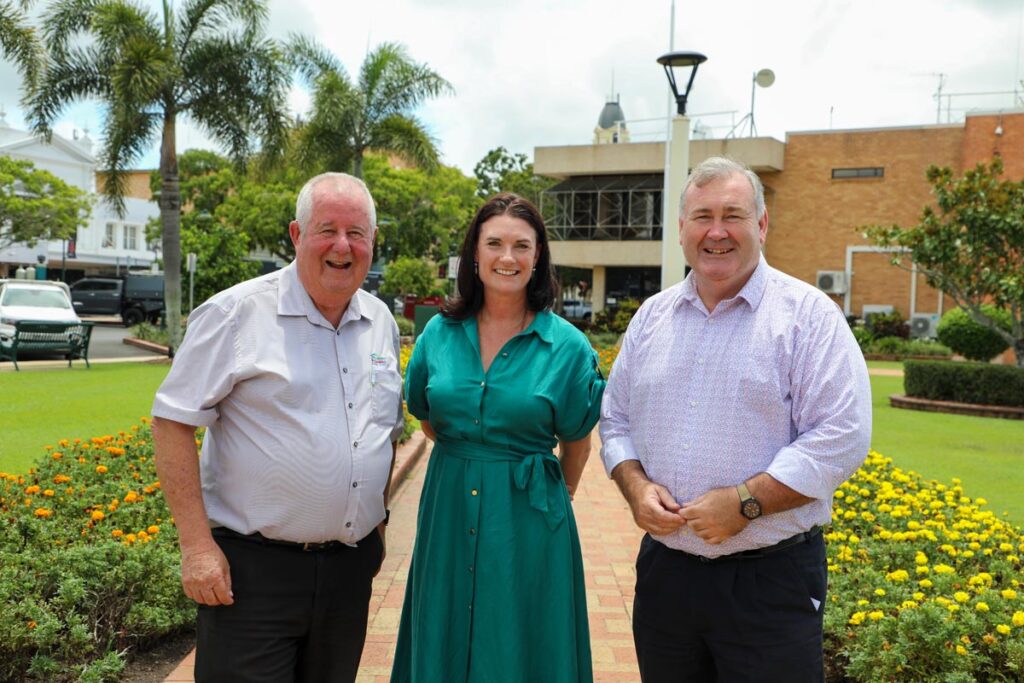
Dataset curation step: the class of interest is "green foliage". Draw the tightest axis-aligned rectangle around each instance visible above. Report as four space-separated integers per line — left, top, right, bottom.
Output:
865 160 1024 366
288 38 452 178
382 256 435 298
904 359 1024 408
394 314 415 337
179 217 260 310
867 311 910 339
29 0 293 350
0 422 195 680
0 156 91 250
591 298 640 335
218 180 296 262
937 306 1012 362
131 322 169 345
852 325 875 352
865 336 952 358
363 154 479 262
0 0 43 91
473 146 554 207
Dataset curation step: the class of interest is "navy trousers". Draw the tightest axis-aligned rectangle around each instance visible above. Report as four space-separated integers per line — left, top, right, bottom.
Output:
632 531 827 683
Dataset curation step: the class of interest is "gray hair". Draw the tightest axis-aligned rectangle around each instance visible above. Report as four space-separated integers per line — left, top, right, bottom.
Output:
678 157 766 220
295 172 377 233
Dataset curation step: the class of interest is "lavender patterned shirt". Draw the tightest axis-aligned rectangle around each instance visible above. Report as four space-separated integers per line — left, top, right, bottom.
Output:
600 256 871 558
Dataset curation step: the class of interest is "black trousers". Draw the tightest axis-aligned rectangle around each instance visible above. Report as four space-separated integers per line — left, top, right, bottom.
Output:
632 531 827 683
195 529 384 683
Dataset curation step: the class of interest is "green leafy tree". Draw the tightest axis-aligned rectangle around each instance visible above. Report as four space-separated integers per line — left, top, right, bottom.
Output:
381 255 435 298
179 214 259 310
30 0 291 349
473 146 554 206
363 154 478 263
217 181 296 262
866 160 1024 366
0 0 43 92
0 156 91 249
288 37 452 178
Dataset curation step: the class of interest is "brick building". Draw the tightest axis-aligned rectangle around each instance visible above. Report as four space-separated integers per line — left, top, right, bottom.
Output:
535 109 1023 333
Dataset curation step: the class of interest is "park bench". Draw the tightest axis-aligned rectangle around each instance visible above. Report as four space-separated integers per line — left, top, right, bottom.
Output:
0 320 94 371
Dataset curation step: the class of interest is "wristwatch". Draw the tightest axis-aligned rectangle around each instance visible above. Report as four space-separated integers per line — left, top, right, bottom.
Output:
737 482 762 520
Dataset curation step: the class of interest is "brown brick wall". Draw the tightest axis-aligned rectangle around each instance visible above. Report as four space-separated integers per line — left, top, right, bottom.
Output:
961 113 1024 178
762 124 966 318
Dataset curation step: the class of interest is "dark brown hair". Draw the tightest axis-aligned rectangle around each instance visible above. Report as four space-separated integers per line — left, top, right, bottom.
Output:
441 192 557 320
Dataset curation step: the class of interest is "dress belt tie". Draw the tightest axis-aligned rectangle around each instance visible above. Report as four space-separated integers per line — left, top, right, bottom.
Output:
436 438 566 530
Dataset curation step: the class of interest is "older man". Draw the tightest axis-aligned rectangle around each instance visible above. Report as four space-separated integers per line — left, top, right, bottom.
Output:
152 172 404 682
600 157 871 682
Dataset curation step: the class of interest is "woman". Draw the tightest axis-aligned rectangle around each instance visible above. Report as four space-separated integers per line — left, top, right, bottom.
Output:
391 193 605 682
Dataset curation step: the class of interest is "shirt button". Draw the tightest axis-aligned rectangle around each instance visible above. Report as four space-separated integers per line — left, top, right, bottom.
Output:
480 381 485 387
469 565 474 573
474 419 479 425
471 489 478 496
689 400 697 407
342 367 348 373
502 352 508 357
348 402 354 409
469 528 476 535
352 482 358 488
697 358 704 365
353 441 359 448
345 522 352 528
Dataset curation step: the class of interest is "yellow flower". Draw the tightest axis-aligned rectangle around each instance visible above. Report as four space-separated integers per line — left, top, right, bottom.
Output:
34 508 52 518
1013 611 1024 627
933 564 955 575
913 592 925 601
42 489 54 497
975 602 990 612
954 592 970 603
874 588 886 597
112 529 124 538
96 465 108 474
91 510 105 522
886 570 909 582
867 610 885 621
1002 589 1017 600
997 624 1011 635
848 611 866 625
51 451 63 460
919 579 933 588
956 645 967 655
147 525 160 534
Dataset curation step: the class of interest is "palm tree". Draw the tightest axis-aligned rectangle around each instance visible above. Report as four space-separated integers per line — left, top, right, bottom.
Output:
29 0 290 348
289 37 452 178
0 0 43 91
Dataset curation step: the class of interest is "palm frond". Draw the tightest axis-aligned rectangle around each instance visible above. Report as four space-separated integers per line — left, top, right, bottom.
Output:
369 114 440 171
29 44 109 135
285 32 345 88
99 104 160 214
358 41 451 126
0 1 44 90
42 0 105 54
177 0 266 55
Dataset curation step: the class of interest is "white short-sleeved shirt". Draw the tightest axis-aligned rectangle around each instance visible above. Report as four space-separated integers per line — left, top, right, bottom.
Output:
152 262 404 544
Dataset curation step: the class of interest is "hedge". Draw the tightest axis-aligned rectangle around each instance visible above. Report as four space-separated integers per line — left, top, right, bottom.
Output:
904 360 1024 408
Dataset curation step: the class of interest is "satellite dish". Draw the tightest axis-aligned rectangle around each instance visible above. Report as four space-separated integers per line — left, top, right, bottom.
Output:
755 68 775 88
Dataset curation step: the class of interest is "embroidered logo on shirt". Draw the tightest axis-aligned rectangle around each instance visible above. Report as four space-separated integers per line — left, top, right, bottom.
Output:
370 353 388 385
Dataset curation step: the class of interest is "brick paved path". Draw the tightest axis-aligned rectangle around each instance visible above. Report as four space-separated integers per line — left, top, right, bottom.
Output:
165 435 645 682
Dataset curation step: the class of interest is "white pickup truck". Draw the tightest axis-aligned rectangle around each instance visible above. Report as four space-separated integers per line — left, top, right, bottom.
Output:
561 299 592 321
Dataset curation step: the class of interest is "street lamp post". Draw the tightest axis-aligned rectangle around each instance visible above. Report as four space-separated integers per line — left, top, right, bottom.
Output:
657 51 706 290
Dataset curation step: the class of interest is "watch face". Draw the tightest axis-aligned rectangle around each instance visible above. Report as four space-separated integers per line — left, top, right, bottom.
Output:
742 499 762 520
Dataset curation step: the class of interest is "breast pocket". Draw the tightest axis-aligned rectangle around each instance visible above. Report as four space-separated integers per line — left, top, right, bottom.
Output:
370 353 403 428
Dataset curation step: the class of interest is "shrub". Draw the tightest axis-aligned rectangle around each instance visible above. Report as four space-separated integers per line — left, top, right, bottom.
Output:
868 336 908 355
866 311 909 339
394 314 415 337
381 256 435 299
903 359 1024 408
902 338 952 357
852 326 874 352
825 451 1024 681
937 306 1012 362
591 298 640 335
0 423 195 680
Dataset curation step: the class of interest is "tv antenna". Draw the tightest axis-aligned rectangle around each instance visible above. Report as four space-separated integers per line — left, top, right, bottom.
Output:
727 68 775 138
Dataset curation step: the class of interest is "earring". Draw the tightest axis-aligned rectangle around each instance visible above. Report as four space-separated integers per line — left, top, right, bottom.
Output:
474 261 479 274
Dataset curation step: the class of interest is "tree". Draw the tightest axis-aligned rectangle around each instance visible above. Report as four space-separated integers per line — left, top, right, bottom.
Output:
473 146 554 206
0 155 91 249
288 37 452 178
0 0 43 92
30 0 291 349
179 215 259 310
381 255 435 298
362 154 478 263
866 160 1024 366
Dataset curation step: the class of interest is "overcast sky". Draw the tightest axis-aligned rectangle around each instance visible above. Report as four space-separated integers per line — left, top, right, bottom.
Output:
2 0 1022 174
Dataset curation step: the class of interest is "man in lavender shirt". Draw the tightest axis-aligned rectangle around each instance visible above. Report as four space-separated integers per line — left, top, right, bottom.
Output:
600 157 871 682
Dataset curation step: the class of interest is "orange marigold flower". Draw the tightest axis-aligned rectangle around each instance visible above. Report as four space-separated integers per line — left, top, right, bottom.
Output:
147 525 160 534
24 485 40 495
27 621 36 630
53 474 71 484
34 508 52 518
95 465 108 474
106 447 125 456
42 489 54 497
91 510 105 522
112 529 124 538
124 533 137 544
123 491 139 503
51 452 63 460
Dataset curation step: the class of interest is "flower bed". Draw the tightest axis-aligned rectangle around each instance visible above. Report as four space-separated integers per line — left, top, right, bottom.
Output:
0 420 194 681
825 451 1024 681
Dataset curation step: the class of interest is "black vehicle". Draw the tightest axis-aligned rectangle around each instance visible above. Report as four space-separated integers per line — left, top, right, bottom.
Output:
70 274 164 327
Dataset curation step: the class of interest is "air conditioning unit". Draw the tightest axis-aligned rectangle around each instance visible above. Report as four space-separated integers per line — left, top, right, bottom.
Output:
816 270 848 294
909 313 940 339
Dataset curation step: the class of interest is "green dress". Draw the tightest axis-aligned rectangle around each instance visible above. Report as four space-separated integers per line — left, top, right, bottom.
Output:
391 310 605 683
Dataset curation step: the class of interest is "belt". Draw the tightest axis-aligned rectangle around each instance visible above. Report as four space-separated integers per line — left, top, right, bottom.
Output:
212 527 351 552
687 525 822 563
436 438 566 530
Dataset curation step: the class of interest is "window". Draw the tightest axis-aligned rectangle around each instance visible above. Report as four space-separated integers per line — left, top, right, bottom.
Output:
541 174 663 241
103 222 116 248
123 224 139 250
831 167 884 179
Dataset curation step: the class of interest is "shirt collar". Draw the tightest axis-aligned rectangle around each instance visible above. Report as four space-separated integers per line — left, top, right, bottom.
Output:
449 308 555 344
676 254 770 313
277 261 373 327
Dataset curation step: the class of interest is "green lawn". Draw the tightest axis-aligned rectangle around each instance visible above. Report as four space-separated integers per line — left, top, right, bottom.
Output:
870 373 1024 524
0 363 170 473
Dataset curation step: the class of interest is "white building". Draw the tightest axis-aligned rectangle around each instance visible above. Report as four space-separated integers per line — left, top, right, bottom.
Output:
0 113 158 280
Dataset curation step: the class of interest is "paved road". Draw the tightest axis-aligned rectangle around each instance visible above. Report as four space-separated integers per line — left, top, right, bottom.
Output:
82 318 167 360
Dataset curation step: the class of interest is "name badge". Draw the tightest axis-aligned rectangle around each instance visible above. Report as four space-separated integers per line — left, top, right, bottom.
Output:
370 353 388 385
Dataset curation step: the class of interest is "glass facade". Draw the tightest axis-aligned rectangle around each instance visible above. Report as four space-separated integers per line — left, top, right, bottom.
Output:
541 174 663 241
